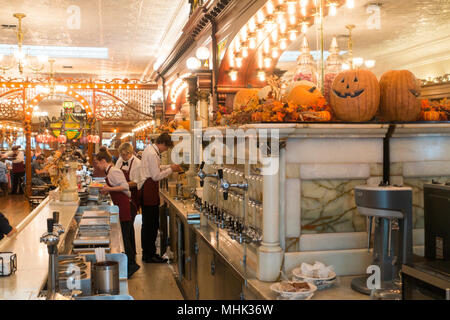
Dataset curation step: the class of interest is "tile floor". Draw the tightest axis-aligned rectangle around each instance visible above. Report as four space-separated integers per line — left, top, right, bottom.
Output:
127 214 184 300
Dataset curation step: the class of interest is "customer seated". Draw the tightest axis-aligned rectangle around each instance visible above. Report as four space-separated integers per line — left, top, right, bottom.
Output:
31 155 50 186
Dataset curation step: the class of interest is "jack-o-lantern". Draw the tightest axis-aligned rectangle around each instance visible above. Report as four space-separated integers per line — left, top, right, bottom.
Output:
233 89 259 110
330 70 380 122
379 70 421 121
287 82 324 107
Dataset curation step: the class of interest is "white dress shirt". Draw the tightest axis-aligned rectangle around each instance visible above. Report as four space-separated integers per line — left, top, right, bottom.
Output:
141 144 172 182
6 151 24 163
106 165 131 198
115 155 145 190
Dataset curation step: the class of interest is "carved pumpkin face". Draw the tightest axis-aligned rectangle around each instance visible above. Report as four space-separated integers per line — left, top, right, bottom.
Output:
330 70 380 122
287 82 324 107
379 70 421 121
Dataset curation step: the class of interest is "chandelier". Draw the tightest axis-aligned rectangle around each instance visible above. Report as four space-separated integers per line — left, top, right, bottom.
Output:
35 59 68 96
0 13 48 75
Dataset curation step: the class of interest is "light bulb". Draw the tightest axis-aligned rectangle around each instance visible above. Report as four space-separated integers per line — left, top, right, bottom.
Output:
280 38 288 50
241 47 249 58
289 15 296 25
328 3 337 16
289 29 297 41
229 56 235 68
248 36 257 49
364 60 376 68
342 63 350 70
301 6 307 16
257 10 265 24
14 50 25 60
229 70 238 82
258 70 266 82
196 47 210 60
264 57 272 69
271 47 279 58
287 2 296 15
300 0 308 7
256 28 264 42
248 17 256 32
346 0 355 9
186 57 201 70
301 22 309 34
171 103 176 110
280 22 287 34
235 56 243 68
266 1 274 14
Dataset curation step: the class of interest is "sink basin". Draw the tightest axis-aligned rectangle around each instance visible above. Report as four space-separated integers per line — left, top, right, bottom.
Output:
74 294 134 300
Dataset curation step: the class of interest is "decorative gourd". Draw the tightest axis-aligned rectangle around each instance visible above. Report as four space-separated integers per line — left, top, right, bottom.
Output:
316 111 332 122
422 110 440 121
379 70 421 121
285 80 315 96
233 89 259 110
287 82 324 107
330 70 380 122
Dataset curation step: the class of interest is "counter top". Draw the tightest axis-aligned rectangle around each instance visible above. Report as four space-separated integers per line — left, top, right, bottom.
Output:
160 191 369 300
0 198 79 300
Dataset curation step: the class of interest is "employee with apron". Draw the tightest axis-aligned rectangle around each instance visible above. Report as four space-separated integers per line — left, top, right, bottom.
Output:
140 133 181 263
97 149 140 278
2 146 25 194
115 142 144 259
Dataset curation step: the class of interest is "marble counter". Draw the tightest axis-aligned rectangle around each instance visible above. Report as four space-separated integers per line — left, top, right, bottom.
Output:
0 198 79 300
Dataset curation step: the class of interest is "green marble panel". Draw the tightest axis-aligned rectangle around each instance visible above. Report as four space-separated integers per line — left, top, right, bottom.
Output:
301 179 367 234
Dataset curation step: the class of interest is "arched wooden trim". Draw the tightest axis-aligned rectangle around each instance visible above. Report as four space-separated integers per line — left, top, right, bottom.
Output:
27 91 94 120
93 89 153 118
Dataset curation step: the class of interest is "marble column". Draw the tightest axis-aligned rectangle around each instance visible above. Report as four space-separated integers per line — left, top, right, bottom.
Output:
257 154 284 282
198 90 210 128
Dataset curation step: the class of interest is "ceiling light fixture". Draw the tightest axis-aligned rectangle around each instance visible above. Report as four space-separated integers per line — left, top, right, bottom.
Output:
0 13 48 74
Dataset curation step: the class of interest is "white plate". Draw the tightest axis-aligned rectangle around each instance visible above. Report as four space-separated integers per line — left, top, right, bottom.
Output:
270 281 317 299
292 267 336 281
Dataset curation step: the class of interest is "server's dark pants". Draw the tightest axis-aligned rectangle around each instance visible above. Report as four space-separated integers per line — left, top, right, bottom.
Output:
141 205 159 259
120 220 137 266
11 172 24 194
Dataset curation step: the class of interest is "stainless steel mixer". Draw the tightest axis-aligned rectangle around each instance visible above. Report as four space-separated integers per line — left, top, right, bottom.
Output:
351 185 414 295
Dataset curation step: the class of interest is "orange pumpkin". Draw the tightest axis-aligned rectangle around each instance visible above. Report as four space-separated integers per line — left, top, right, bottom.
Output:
330 70 380 122
287 83 324 107
316 111 332 122
233 89 259 110
422 110 440 121
379 70 421 121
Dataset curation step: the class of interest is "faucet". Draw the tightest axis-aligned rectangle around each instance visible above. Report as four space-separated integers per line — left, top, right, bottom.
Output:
52 211 65 236
218 169 248 200
198 162 219 187
40 218 60 300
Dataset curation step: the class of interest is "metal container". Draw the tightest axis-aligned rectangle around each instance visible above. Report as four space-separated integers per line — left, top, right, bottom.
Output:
92 261 119 295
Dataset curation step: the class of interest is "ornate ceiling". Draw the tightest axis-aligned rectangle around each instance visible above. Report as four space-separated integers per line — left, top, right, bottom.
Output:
0 0 190 80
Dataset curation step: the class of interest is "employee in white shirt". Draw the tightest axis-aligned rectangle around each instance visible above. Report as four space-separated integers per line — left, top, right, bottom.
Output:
116 143 144 217
2 146 25 194
140 133 182 263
